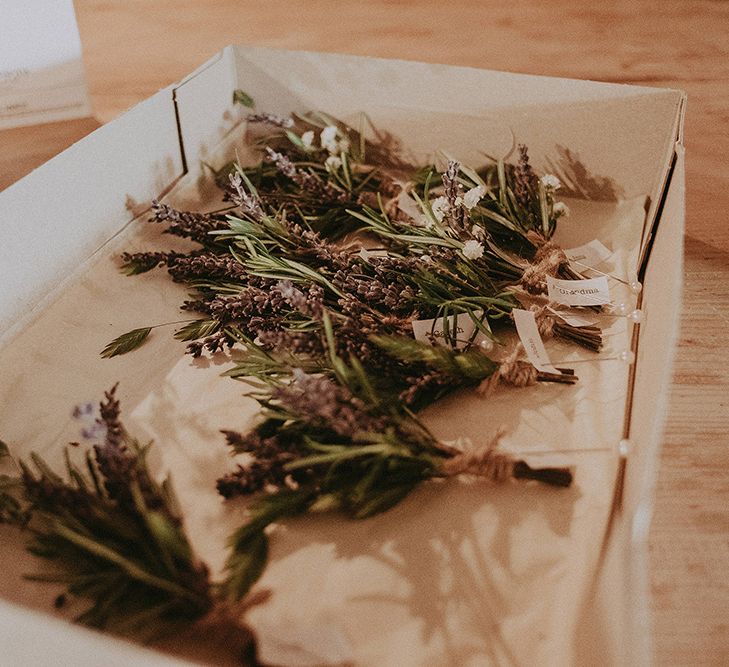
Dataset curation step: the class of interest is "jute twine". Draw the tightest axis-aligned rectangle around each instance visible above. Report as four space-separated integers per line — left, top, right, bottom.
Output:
520 241 569 294
477 343 539 396
440 429 514 483
530 303 555 338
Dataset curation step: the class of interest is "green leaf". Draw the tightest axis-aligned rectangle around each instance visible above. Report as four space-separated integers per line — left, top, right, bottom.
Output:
173 320 219 342
224 530 268 601
285 130 306 149
352 481 419 519
371 335 498 381
101 327 152 358
232 90 255 108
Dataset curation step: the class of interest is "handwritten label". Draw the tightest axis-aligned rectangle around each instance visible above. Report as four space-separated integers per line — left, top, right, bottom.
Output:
547 306 596 328
547 275 611 307
0 0 90 130
564 239 612 269
512 309 558 374
412 310 490 350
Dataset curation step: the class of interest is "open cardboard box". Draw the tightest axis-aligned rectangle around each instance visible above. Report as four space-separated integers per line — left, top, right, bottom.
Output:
0 46 685 666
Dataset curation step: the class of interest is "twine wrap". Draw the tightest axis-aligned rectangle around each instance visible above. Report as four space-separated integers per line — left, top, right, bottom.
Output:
520 242 569 294
441 430 514 483
477 344 539 396
530 304 555 338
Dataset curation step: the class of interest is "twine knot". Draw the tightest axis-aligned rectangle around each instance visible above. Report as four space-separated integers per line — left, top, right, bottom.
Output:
441 429 514 482
530 304 555 338
477 344 538 396
520 242 568 294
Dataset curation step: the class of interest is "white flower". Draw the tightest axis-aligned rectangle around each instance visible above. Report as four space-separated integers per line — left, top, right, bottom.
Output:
358 247 372 262
301 130 314 148
420 254 432 263
320 125 341 153
553 201 570 217
320 125 350 155
463 185 485 209
540 174 562 190
462 240 484 260
430 196 448 223
325 155 342 170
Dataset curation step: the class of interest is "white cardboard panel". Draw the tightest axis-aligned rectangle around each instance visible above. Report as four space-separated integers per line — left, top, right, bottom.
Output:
173 46 243 180
231 46 681 202
0 86 183 346
626 144 685 525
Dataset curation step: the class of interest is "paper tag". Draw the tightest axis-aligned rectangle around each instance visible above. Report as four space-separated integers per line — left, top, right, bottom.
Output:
564 239 612 269
547 306 596 328
547 275 611 306
0 0 90 130
512 309 558 374
412 310 489 349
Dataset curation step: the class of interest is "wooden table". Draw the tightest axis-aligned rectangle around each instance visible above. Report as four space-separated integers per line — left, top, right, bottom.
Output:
2 2 727 664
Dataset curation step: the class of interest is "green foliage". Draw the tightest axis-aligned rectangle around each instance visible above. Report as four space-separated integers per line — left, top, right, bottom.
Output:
173 319 219 342
101 327 152 358
232 90 255 108
372 335 499 381
17 431 213 637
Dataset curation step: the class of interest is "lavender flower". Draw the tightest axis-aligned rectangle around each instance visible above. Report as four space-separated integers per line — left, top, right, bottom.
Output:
513 144 539 214
167 252 248 283
151 201 229 243
264 148 349 202
273 369 387 437
442 160 468 231
274 281 324 318
216 429 309 498
229 172 265 221
246 112 294 128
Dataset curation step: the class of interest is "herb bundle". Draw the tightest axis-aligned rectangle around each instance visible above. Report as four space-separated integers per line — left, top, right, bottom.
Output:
0 389 267 666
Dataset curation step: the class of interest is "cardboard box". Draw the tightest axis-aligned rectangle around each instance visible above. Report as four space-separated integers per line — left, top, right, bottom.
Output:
0 46 685 666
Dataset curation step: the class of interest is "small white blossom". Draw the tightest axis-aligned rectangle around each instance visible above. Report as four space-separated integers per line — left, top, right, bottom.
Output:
462 240 484 260
320 125 346 154
325 155 342 170
358 247 372 261
301 130 314 148
463 185 486 210
553 201 570 217
420 254 432 263
430 196 448 223
540 174 562 190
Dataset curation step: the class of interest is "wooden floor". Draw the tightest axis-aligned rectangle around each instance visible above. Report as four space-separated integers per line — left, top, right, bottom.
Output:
2 1 727 663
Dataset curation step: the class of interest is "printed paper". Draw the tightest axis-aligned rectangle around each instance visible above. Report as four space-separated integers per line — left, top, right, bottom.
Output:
512 308 558 374
547 306 596 328
564 239 612 269
411 310 490 349
547 275 611 307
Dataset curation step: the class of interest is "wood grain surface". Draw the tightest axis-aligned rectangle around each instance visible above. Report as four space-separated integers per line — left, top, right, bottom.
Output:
1 1 727 664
